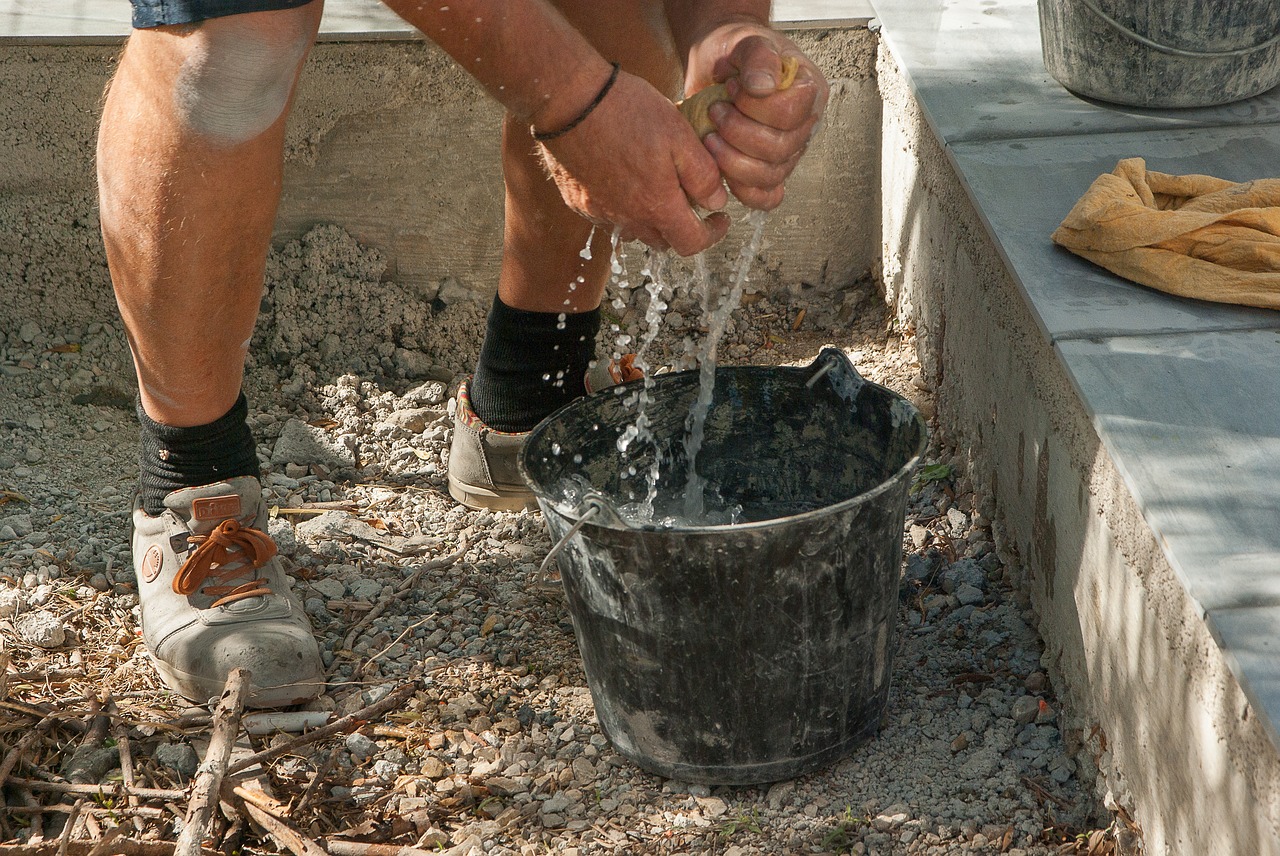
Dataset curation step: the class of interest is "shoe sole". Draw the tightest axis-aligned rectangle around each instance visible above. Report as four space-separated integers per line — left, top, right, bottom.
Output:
448 475 538 512
154 659 325 709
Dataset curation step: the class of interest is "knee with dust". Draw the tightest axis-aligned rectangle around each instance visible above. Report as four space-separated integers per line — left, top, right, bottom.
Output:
172 14 316 146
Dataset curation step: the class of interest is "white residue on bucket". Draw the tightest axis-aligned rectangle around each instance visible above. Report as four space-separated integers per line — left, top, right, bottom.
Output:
891 397 917 429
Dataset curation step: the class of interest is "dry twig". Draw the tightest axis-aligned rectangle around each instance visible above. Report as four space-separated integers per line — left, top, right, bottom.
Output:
232 786 328 856
174 669 250 856
227 680 419 776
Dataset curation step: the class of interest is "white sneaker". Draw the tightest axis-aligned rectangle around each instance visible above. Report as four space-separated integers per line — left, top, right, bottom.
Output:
131 477 324 707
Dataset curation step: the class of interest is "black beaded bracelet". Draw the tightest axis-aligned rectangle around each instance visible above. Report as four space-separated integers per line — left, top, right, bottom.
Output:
531 62 621 143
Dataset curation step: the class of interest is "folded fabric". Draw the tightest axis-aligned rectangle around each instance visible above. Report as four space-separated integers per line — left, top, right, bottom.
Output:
1051 157 1280 310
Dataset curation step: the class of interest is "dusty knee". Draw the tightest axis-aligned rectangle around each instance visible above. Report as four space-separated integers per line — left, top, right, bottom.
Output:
172 10 318 146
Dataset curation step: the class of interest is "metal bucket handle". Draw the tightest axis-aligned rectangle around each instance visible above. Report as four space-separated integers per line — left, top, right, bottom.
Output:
536 493 619 584
1074 0 1280 58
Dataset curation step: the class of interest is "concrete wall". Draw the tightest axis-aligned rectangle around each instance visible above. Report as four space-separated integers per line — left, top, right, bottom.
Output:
0 27 881 340
878 44 1280 856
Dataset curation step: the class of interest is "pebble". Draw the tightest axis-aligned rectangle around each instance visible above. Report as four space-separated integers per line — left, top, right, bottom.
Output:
1012 696 1041 726
155 743 200 780
15 610 66 648
0 588 23 617
345 732 379 759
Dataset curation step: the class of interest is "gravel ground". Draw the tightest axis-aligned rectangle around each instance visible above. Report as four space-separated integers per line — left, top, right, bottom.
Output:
0 226 1129 854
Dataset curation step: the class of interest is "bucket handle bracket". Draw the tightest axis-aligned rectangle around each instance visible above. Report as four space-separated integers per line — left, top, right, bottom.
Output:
536 497 608 585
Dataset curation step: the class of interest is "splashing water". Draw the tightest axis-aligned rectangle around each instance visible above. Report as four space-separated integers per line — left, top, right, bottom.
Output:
682 209 769 519
588 212 769 527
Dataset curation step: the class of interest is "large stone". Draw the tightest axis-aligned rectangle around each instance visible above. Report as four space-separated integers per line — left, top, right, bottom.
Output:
15 610 66 648
271 419 357 469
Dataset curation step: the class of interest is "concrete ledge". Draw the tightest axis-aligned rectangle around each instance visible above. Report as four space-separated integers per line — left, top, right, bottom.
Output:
874 0 1280 851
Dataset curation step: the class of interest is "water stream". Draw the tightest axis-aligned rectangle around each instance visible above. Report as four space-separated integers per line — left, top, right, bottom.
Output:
596 210 770 527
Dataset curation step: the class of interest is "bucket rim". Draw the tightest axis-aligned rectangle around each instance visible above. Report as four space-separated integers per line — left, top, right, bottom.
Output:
520 358 930 534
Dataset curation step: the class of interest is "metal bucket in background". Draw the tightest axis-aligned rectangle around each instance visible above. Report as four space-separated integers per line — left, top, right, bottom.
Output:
1039 0 1280 108
520 348 928 785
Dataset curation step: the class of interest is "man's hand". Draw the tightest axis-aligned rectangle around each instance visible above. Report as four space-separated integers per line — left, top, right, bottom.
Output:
537 68 731 256
685 24 829 210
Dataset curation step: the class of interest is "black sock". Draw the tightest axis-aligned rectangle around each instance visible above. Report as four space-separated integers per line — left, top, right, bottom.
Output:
137 392 261 516
469 294 601 432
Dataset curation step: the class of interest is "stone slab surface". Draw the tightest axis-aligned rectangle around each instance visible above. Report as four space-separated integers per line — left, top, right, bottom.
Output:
1058 330 1280 616
949 128 1280 341
0 0 871 39
1210 607 1280 750
873 0 1280 144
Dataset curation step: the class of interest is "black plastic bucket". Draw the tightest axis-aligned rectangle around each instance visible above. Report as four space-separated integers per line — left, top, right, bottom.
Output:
1039 0 1280 107
520 348 927 785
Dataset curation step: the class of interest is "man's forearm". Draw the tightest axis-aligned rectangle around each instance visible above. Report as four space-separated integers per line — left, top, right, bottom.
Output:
381 0 613 133
663 0 772 61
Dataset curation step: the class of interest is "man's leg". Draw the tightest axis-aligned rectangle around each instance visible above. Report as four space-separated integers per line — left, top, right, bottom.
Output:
99 2 327 706
449 2 682 510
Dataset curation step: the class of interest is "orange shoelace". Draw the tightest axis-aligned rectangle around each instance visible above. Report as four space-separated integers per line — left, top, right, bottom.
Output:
172 519 278 608
610 354 643 385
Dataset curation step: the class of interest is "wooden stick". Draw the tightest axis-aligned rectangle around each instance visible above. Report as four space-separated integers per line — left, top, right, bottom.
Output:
105 697 147 835
0 841 218 856
174 669 250 856
234 790 328 856
325 843 452 856
5 804 168 820
227 681 418 776
55 800 84 856
83 827 125 856
7 779 188 802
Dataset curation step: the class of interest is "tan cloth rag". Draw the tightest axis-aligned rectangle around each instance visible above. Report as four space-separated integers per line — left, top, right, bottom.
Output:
1051 157 1280 310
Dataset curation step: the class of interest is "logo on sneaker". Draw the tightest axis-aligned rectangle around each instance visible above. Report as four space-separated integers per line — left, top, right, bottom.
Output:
191 495 243 522
141 544 164 583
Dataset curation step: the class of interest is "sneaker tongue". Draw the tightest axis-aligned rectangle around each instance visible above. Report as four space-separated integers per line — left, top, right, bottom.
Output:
163 478 263 535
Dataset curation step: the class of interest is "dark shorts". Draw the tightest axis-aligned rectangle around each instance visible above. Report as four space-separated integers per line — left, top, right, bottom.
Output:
131 0 317 29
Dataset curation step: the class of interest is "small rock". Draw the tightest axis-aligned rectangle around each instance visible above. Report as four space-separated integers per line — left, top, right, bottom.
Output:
310 577 347 599
401 380 449 407
0 588 24 617
420 756 449 779
370 759 403 781
1 515 34 538
942 558 986 594
394 348 434 378
1011 696 1041 725
909 524 929 549
384 407 441 433
484 776 527 796
1024 671 1049 693
345 732 378 759
950 733 969 753
954 583 985 606
155 743 200 780
18 321 40 343
267 517 297 554
15 611 65 648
